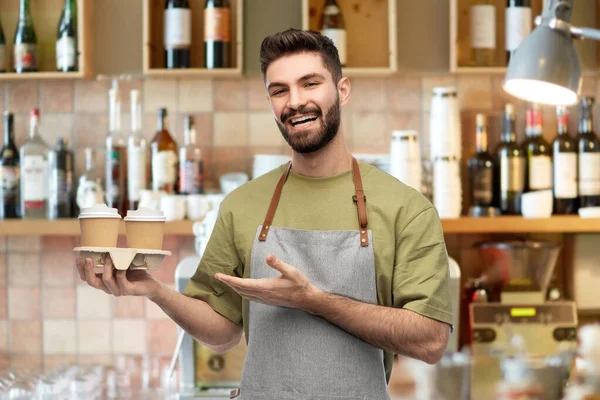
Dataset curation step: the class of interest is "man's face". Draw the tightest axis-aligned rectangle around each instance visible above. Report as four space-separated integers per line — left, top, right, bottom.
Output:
265 52 342 154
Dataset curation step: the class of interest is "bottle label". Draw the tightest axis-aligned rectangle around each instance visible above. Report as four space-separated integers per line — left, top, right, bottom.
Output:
76 177 104 210
204 8 231 42
579 153 600 195
180 160 204 194
321 28 347 65
505 7 532 52
56 36 76 70
500 155 525 192
165 8 192 48
0 166 19 201
127 145 147 202
554 152 577 198
0 44 5 71
22 155 48 207
471 5 496 49
473 168 493 204
14 43 37 70
529 155 553 190
152 150 177 191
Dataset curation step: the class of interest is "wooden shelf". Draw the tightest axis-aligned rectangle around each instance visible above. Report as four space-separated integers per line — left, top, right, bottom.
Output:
441 216 600 234
143 67 242 79
0 0 93 80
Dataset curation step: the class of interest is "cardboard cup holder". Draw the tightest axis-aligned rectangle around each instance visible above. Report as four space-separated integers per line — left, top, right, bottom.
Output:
73 247 172 271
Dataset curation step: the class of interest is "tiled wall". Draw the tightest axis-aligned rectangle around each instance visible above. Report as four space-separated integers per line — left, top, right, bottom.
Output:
0 72 598 372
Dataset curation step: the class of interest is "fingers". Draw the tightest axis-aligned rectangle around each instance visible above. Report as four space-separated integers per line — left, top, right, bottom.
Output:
102 256 121 296
75 258 85 280
215 273 258 290
265 255 292 275
116 270 133 295
83 258 111 294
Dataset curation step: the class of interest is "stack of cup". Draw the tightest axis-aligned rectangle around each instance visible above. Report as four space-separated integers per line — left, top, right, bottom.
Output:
124 207 167 250
78 204 122 247
429 87 462 219
389 130 422 192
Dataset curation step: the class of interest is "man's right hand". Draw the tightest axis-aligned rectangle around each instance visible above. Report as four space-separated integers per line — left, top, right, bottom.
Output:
76 255 162 298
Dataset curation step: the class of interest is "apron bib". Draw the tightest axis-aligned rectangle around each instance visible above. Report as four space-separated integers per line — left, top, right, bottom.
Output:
232 158 390 400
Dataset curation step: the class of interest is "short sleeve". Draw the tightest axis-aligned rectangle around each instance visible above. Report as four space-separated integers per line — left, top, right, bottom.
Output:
392 206 453 327
182 212 243 325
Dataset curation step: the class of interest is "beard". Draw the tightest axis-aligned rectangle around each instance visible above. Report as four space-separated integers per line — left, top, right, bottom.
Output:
275 96 341 154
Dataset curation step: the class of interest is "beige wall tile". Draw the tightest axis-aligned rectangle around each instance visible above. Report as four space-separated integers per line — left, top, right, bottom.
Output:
0 321 6 353
74 80 109 113
148 320 177 354
385 78 421 112
183 112 213 148
9 253 41 287
421 75 457 111
8 236 41 252
581 76 597 98
40 113 74 148
0 254 6 287
351 111 387 147
179 79 213 113
77 286 111 319
0 288 5 318
10 354 42 372
11 321 42 353
78 354 113 366
248 112 285 147
9 288 41 320
0 83 5 112
117 79 144 113
112 319 146 354
7 81 38 113
13 113 30 148
247 78 270 111
341 109 352 147
43 320 76 354
491 75 525 110
214 80 248 111
42 237 75 251
74 113 107 148
346 78 386 111
113 296 145 318
78 320 111 354
40 81 74 113
44 355 77 372
144 80 178 114
42 252 76 287
213 112 248 147
44 287 76 318
457 75 493 110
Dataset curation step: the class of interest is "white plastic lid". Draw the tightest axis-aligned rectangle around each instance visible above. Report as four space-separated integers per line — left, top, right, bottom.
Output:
124 207 166 222
78 204 121 219
432 86 457 95
392 130 418 138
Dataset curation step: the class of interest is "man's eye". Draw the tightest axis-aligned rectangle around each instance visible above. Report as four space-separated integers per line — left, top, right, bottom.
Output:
272 90 285 96
306 82 318 87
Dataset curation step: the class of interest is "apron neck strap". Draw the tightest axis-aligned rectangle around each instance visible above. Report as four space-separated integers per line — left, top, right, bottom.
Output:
259 157 369 247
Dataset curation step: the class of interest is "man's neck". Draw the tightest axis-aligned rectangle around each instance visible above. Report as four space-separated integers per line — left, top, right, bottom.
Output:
290 131 353 178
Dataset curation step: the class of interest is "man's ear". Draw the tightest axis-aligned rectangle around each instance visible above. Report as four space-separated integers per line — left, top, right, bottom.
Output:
337 77 351 107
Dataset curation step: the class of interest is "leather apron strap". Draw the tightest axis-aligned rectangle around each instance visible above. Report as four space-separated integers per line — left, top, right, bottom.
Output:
258 157 369 247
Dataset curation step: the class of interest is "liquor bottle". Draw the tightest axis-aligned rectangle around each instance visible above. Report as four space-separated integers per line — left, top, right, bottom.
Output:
523 104 553 192
76 148 104 212
56 0 78 72
151 108 178 193
578 96 600 208
48 138 74 219
0 112 20 219
552 106 578 214
205 0 231 69
506 0 532 64
497 104 525 214
19 109 50 219
127 89 147 210
0 17 6 73
179 115 204 195
470 0 496 67
320 0 347 67
164 0 191 69
14 0 38 73
468 114 496 210
105 87 127 215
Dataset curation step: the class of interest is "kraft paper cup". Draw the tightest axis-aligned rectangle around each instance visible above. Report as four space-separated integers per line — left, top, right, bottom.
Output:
124 207 166 250
78 204 122 247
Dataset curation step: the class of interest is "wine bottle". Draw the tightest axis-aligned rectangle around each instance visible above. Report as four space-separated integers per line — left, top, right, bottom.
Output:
524 104 553 192
0 17 6 73
320 0 347 67
14 0 38 73
179 115 204 195
470 0 496 67
497 104 525 214
56 0 78 72
127 89 147 211
506 0 531 64
48 137 74 219
105 87 128 215
20 109 50 219
0 112 20 219
76 148 104 212
164 0 191 69
468 114 496 210
552 106 578 214
578 96 600 208
205 0 231 69
151 108 178 193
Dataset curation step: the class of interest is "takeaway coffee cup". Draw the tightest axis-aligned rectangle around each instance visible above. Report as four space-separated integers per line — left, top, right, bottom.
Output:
124 207 167 250
78 204 122 247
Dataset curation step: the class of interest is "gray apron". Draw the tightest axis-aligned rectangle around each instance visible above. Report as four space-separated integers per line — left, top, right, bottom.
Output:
230 158 390 400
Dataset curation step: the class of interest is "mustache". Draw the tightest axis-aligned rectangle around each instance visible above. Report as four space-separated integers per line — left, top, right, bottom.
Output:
280 107 322 124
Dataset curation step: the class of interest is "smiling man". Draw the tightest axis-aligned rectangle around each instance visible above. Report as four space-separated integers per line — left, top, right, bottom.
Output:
76 29 453 400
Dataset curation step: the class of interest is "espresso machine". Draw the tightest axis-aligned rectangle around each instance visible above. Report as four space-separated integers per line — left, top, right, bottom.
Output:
469 240 578 399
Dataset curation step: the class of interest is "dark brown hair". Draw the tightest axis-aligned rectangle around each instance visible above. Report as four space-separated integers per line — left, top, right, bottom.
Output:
260 28 342 83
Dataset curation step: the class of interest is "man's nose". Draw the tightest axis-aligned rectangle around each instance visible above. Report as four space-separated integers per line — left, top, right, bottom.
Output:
286 88 307 110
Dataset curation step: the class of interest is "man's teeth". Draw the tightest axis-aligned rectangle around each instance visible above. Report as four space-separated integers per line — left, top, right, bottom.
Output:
291 115 316 124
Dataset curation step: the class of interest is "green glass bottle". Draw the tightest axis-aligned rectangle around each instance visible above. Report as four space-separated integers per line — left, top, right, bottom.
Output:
56 0 77 72
0 17 6 73
14 0 38 73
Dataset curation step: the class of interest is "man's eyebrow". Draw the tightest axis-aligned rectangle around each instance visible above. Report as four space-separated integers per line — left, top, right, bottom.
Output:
267 82 286 91
267 73 327 91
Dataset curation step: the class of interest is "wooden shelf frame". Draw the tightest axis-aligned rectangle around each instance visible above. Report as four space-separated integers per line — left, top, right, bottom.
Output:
0 0 93 80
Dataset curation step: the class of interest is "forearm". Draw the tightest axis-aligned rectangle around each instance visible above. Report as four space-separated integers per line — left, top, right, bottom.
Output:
304 292 449 364
149 282 242 352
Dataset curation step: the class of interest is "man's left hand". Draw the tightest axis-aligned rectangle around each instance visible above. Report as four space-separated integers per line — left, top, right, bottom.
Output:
215 255 322 310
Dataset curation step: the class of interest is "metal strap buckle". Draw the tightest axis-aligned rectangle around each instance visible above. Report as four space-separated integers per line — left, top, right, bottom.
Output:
352 195 366 203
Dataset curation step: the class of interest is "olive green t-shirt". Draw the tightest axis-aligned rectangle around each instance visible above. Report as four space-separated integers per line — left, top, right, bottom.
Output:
183 161 453 382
